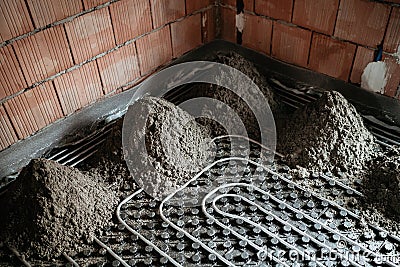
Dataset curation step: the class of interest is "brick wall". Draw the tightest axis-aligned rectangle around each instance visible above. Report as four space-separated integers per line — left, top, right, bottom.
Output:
221 0 400 97
0 0 216 151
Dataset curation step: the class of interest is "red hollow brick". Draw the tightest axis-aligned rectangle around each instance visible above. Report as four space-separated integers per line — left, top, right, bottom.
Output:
242 14 272 55
350 46 375 84
26 0 83 28
383 56 400 98
222 0 236 7
136 26 172 75
202 8 216 43
8 90 41 139
83 0 109 9
110 0 152 44
53 61 104 115
0 45 28 100
292 0 339 35
271 22 312 68
255 0 293 22
221 7 236 43
384 7 400 53
308 34 356 81
0 0 33 41
0 105 18 150
96 43 140 94
186 0 212 14
171 14 202 58
244 0 254 11
4 81 63 139
65 8 115 64
32 83 64 122
150 0 185 29
13 25 74 86
334 0 390 47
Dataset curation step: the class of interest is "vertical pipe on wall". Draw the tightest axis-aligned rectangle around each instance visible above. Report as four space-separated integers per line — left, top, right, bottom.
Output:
236 0 244 45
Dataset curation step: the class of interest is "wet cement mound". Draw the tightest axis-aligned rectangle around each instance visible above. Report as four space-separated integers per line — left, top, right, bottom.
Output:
212 52 277 111
123 96 212 200
209 52 277 139
363 147 400 219
0 158 117 259
279 91 379 175
189 52 278 140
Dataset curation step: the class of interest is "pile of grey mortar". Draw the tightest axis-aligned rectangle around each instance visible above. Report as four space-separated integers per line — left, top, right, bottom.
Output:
279 90 400 224
0 159 117 259
195 52 279 139
0 96 214 259
123 96 213 200
279 90 379 176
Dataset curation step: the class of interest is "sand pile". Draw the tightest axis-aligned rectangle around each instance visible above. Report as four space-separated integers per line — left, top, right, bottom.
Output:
123 96 212 200
363 147 400 218
0 158 117 259
279 91 379 175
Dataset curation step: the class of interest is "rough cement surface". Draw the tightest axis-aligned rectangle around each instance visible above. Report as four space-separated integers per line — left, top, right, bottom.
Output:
213 52 277 110
198 52 278 139
124 96 212 200
363 147 400 220
279 91 379 175
81 119 136 194
359 205 400 234
0 158 117 259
